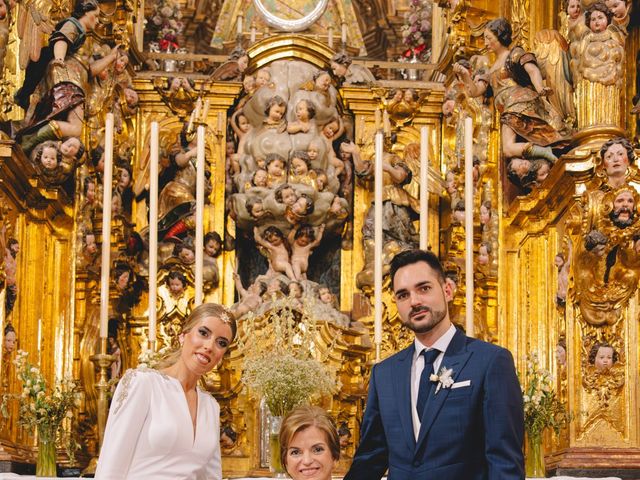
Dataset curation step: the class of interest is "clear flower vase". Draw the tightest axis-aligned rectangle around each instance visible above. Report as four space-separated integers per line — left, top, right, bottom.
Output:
525 434 545 478
269 415 287 478
36 426 57 477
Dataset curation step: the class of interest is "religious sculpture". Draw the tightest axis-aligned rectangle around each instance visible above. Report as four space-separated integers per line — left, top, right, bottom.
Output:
14 0 119 156
330 53 376 86
452 17 572 185
570 3 625 129
573 138 640 327
0 224 17 316
355 143 421 288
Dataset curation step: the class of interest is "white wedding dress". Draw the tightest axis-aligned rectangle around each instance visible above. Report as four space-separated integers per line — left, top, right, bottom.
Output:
95 368 222 479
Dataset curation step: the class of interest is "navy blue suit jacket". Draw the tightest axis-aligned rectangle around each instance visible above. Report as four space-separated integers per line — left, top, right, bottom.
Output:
344 329 524 480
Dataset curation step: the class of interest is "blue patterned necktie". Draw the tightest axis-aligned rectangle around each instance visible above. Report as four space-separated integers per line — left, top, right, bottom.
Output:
416 349 441 415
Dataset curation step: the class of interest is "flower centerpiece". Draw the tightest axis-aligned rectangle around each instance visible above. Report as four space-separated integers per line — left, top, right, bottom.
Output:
1 350 79 477
239 298 339 476
520 352 570 477
400 0 433 62
149 0 184 52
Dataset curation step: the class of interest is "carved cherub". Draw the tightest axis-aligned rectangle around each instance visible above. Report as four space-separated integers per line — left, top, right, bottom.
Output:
263 95 287 133
287 99 316 134
203 231 222 288
588 341 618 373
570 3 625 90
288 151 316 188
285 193 314 226
254 226 295 280
330 52 376 85
231 272 265 318
555 239 572 307
266 153 287 188
288 223 324 280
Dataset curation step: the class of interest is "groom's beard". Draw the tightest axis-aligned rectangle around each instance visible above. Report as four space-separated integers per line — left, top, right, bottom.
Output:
403 304 447 334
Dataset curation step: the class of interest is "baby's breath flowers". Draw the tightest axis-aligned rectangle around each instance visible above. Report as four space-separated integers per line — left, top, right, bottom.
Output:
239 298 339 416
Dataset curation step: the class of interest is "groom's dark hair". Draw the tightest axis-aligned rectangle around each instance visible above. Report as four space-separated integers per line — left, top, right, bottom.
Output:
389 249 446 289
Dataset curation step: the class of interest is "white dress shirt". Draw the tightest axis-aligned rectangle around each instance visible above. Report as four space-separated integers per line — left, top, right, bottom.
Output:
410 324 457 439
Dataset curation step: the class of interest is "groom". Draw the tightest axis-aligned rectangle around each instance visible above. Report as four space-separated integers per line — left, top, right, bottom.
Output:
344 249 524 479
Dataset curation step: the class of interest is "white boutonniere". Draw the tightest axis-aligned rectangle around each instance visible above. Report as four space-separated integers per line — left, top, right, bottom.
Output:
429 367 455 394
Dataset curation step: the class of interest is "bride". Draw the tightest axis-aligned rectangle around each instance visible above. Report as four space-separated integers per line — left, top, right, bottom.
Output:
95 303 236 479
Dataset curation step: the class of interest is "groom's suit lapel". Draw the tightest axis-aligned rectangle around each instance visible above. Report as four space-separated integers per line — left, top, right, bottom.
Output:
393 346 417 451
415 329 473 452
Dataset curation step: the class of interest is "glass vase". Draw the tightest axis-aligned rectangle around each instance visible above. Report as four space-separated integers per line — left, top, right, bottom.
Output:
36 425 57 477
525 433 545 478
269 415 287 478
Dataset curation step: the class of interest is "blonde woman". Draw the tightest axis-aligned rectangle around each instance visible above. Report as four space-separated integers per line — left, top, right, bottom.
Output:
95 303 236 479
280 406 340 480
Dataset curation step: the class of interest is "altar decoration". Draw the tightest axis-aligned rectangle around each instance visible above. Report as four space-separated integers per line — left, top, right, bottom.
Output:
521 353 570 477
1 350 79 476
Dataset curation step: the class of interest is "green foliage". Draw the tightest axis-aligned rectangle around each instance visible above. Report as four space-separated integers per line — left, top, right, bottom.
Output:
1 350 80 462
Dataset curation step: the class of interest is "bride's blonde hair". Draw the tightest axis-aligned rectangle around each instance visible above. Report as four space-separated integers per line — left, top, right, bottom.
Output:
155 303 236 370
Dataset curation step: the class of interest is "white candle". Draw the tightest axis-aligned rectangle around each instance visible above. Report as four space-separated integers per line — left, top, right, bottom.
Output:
328 26 334 49
37 318 42 363
195 125 206 306
99 113 115 339
464 116 474 337
187 109 195 134
194 98 202 123
419 126 429 250
148 122 159 344
341 22 347 44
374 131 384 355
237 14 243 36
250 23 256 43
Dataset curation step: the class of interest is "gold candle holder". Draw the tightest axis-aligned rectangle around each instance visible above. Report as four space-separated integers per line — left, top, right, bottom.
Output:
82 337 115 475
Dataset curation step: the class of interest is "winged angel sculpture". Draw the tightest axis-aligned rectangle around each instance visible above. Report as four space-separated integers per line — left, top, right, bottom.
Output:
453 18 574 190
10 0 122 187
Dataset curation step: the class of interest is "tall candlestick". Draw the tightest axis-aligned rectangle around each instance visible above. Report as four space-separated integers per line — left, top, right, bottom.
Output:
99 113 115 339
420 126 429 250
464 117 474 337
148 122 159 344
328 26 334 48
341 22 347 44
195 125 206 306
237 14 243 36
374 131 384 360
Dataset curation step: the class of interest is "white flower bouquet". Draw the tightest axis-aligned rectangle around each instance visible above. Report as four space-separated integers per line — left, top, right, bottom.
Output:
239 299 339 416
